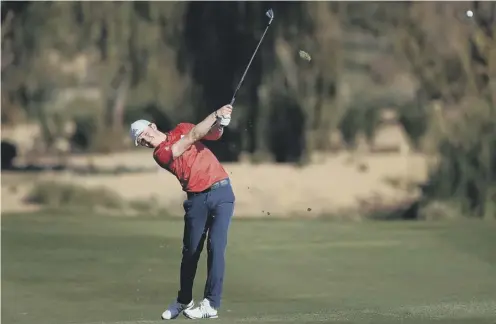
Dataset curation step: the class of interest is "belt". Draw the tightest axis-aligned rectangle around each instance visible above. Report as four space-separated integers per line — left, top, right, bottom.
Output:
187 178 230 196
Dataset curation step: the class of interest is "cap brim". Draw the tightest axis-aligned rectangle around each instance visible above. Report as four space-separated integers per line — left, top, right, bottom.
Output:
134 132 144 147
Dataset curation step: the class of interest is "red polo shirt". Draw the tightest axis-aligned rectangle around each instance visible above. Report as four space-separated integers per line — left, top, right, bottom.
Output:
153 123 229 192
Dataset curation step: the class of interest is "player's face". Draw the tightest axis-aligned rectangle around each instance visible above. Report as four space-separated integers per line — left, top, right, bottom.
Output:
137 124 163 148
137 126 155 148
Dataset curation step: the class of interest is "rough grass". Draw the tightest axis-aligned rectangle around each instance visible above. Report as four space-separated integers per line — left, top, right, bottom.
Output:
27 180 124 209
2 151 428 218
24 180 172 217
2 211 496 324
19 179 494 221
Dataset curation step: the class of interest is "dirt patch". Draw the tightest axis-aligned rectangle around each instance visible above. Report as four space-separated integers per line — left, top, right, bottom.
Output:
1 151 429 217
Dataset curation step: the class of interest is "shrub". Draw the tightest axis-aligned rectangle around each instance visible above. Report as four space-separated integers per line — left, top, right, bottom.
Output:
26 180 124 210
26 180 178 217
421 98 496 219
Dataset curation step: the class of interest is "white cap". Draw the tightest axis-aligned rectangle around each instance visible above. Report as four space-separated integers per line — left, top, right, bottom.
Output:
130 119 151 146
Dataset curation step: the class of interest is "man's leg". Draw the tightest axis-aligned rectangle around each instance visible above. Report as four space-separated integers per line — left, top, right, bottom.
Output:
204 184 235 309
177 193 210 305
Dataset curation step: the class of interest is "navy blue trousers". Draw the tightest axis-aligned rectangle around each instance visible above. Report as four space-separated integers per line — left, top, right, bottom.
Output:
177 179 235 309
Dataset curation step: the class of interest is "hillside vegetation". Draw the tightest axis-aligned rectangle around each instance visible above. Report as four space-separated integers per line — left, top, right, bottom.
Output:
2 2 495 219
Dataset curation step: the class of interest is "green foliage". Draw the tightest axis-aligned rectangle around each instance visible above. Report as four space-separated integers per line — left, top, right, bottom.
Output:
396 94 430 150
2 2 412 161
338 108 361 148
70 115 98 151
2 2 188 146
422 98 496 219
338 99 381 148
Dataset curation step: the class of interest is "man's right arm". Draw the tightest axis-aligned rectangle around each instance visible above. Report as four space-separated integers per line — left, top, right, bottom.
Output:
171 105 232 158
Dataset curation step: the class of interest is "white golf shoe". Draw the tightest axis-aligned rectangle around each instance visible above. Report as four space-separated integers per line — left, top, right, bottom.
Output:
161 299 194 320
183 298 218 319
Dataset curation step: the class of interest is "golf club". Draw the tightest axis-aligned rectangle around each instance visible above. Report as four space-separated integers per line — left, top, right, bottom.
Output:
230 9 274 106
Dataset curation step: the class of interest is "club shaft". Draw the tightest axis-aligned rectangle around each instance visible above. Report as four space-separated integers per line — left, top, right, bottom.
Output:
230 21 272 106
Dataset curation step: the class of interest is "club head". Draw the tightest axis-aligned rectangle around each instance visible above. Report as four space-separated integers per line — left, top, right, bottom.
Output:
266 9 274 21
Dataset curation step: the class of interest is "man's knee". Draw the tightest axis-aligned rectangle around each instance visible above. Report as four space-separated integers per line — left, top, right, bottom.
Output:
207 235 227 256
182 235 206 260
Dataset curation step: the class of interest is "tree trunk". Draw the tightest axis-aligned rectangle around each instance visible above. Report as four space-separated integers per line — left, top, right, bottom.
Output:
253 82 272 163
112 77 129 133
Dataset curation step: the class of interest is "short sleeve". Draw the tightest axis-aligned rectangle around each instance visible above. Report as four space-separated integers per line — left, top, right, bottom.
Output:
153 144 173 168
176 123 195 135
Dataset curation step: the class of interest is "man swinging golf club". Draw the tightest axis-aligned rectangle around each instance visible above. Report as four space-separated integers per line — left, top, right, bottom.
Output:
130 104 234 319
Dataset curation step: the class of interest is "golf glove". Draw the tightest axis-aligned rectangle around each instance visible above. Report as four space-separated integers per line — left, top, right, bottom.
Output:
219 115 231 127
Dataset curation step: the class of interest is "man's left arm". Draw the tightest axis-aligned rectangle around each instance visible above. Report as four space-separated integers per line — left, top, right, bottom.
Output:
178 110 230 141
203 121 224 141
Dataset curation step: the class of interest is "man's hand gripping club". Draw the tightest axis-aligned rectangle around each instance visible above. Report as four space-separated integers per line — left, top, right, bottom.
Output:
171 105 233 159
217 110 231 127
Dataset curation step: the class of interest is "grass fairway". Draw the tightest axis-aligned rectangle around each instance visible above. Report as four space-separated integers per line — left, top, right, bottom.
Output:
2 212 496 324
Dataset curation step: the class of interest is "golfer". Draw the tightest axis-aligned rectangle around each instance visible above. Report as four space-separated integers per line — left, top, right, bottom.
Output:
130 104 235 320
